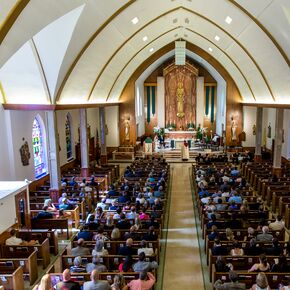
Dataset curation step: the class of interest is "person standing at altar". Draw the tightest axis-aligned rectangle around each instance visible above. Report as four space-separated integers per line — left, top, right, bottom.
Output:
181 140 189 161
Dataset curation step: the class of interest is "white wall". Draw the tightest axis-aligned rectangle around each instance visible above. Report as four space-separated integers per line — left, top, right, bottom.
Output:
282 109 290 159
196 77 204 127
242 106 256 147
157 77 165 128
0 106 12 180
0 192 17 233
105 106 119 147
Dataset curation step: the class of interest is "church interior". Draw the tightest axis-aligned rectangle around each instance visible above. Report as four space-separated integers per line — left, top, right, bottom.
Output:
0 1 290 289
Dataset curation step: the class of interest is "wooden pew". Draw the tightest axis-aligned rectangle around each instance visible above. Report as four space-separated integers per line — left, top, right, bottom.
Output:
0 266 24 290
1 238 50 269
31 218 72 239
0 250 38 285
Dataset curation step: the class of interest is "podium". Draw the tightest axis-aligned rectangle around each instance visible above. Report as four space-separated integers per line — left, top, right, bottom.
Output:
144 137 153 155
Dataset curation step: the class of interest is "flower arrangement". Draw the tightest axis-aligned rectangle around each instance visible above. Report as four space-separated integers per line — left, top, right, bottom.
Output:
166 123 176 131
186 122 195 130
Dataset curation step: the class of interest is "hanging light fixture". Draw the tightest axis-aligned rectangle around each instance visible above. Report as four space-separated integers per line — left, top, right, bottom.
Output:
175 40 186 65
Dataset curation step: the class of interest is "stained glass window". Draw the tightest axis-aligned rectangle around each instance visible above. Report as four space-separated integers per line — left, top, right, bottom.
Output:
32 117 47 178
65 114 73 160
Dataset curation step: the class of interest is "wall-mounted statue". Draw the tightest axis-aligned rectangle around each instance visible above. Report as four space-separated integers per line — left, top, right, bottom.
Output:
252 124 256 135
124 118 130 141
20 138 30 166
267 123 271 138
231 116 238 141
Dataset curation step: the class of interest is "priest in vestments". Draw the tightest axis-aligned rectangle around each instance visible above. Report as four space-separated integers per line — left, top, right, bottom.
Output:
181 140 189 161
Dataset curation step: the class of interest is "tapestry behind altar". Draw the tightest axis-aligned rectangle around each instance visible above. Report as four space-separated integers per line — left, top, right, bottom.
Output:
164 62 198 130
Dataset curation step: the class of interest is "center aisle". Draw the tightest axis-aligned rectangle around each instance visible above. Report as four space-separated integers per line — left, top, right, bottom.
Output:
162 163 204 289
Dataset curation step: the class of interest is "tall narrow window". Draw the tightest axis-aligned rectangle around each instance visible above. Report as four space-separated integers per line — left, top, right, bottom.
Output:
65 114 73 160
32 117 47 178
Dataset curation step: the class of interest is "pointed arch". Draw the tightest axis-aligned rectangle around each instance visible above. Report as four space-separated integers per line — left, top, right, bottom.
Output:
32 114 47 178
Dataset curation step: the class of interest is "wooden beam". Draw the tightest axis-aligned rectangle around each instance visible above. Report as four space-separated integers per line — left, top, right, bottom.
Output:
242 103 290 109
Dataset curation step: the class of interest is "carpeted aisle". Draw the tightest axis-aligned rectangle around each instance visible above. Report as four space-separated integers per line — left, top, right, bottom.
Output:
162 163 205 289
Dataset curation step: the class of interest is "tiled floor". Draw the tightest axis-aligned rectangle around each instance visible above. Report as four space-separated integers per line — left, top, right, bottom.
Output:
163 163 205 290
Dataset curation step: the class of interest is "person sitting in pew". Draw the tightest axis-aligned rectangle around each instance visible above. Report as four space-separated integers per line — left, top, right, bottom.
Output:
96 198 107 210
116 213 131 229
137 240 154 256
111 274 128 290
92 239 109 256
71 238 90 256
6 228 36 246
244 238 262 256
208 225 219 241
77 225 94 241
271 255 289 272
36 206 54 219
250 272 270 290
43 198 56 211
132 251 158 273
230 242 244 256
35 273 52 290
59 198 74 210
142 226 158 241
212 239 228 256
55 269 81 290
264 237 282 256
215 256 233 272
70 256 86 273
269 214 285 231
118 238 137 256
214 270 246 290
128 271 156 290
248 254 270 272
244 227 256 242
86 255 107 273
256 226 273 242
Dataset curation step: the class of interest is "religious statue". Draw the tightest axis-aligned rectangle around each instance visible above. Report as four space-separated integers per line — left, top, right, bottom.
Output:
20 138 30 166
176 81 185 118
267 123 271 138
252 124 256 135
231 117 238 141
124 118 130 141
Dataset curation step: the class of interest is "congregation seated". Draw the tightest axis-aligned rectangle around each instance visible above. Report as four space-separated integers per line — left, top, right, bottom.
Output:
43 198 57 211
92 239 109 256
70 256 86 273
127 271 156 290
256 226 273 242
118 238 137 256
248 254 271 272
55 268 81 290
250 272 270 290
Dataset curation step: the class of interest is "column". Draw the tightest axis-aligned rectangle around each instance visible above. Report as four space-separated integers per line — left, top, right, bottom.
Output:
80 108 90 177
272 108 284 177
46 111 61 203
99 107 107 164
254 107 263 162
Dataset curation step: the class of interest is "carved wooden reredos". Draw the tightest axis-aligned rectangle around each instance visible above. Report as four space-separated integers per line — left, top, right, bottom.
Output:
164 61 198 130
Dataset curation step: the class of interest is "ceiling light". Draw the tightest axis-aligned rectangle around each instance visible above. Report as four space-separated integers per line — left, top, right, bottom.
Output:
131 17 139 25
225 16 232 24
173 18 178 24
142 36 148 42
214 35 220 41
184 34 188 38
149 48 154 52
185 18 190 24
208 47 213 52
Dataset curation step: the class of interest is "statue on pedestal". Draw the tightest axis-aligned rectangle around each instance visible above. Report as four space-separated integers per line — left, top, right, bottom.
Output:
176 81 185 118
231 117 238 141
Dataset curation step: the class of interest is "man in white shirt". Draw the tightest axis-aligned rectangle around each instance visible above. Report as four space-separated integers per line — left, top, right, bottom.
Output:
6 229 23 245
137 240 154 256
269 215 285 231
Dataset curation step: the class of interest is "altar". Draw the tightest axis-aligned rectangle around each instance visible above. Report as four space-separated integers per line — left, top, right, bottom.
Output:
165 130 197 139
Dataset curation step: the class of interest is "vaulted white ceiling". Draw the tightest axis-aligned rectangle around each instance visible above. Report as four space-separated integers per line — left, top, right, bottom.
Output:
0 0 289 105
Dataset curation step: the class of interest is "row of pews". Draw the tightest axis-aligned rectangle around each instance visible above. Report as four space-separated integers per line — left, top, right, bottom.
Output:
192 159 290 289
0 158 168 289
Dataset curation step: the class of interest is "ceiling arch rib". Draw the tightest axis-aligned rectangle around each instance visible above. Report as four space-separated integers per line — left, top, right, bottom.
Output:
227 0 290 67
54 0 137 103
106 30 249 103
88 7 266 103
58 2 289 105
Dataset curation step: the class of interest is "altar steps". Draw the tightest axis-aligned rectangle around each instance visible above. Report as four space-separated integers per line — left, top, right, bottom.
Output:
162 150 198 162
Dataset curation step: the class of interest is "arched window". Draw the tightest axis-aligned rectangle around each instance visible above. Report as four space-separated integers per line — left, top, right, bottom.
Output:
32 116 47 178
65 114 73 160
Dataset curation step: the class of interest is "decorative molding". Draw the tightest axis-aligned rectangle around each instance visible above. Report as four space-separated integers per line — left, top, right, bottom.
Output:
29 38 52 104
144 83 157 86
0 81 7 103
0 0 30 45
242 103 290 109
